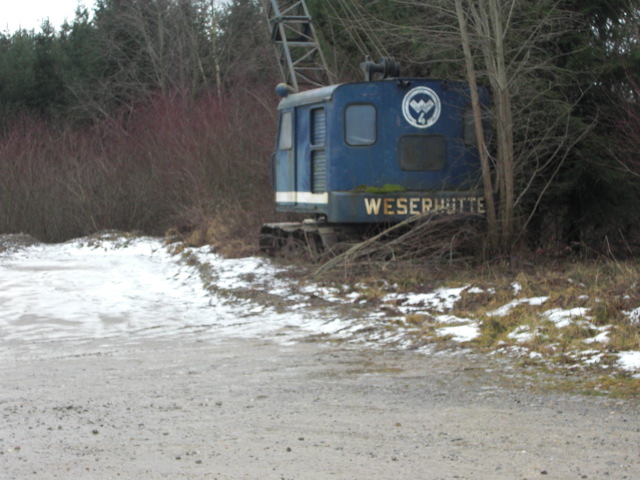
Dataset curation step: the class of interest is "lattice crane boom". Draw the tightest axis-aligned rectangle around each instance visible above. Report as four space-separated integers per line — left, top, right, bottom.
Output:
259 0 336 92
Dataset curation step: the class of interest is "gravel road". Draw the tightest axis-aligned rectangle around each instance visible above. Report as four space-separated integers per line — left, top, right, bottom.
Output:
2 336 638 480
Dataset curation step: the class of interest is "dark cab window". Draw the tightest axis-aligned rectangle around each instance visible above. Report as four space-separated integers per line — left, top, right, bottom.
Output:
399 135 446 171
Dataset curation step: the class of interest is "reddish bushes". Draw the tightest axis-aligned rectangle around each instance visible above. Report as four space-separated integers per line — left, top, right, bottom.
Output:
0 87 279 248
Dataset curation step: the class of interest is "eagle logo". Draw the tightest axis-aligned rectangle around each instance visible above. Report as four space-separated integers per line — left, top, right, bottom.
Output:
402 87 441 128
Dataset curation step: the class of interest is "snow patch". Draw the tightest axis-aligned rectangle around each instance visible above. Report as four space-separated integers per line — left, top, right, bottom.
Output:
543 308 591 328
488 296 549 317
617 351 640 374
0 236 355 349
384 286 470 313
511 282 522 296
583 327 610 345
437 323 480 343
625 307 640 325
434 314 476 324
507 325 534 343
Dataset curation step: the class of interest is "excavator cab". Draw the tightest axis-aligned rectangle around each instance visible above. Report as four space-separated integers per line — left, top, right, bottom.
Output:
272 77 489 223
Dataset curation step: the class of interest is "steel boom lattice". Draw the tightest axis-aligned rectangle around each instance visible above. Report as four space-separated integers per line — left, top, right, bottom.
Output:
260 0 336 91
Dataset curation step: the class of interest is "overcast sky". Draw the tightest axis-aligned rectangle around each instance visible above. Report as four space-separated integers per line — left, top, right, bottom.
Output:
0 1 95 33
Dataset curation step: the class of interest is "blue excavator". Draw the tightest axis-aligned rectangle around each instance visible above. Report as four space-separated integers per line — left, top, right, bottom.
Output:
257 0 488 255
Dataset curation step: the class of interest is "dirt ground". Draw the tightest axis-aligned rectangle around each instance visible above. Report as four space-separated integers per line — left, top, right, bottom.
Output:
1 336 638 480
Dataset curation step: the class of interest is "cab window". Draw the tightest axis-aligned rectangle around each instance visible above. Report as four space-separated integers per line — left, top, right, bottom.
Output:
278 111 293 150
345 104 376 146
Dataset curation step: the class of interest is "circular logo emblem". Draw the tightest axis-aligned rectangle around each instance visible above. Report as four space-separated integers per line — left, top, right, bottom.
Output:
402 87 441 128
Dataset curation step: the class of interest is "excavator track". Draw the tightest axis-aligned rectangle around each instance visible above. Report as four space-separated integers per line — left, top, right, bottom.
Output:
259 220 361 260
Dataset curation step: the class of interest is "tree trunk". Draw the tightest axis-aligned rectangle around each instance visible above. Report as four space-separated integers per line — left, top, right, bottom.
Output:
454 0 498 251
468 0 516 250
487 0 515 248
211 0 222 97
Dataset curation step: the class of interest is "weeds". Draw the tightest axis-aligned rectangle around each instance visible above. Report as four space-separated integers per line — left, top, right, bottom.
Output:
610 324 640 351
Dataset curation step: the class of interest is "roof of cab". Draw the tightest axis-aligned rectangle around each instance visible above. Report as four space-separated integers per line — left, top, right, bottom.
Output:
277 84 340 110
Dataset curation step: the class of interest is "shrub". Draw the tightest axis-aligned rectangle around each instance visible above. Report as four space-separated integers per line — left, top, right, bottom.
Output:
0 86 279 249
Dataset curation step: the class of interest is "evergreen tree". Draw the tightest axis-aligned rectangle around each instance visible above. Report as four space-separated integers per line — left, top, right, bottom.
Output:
31 21 67 115
539 0 640 248
0 31 37 118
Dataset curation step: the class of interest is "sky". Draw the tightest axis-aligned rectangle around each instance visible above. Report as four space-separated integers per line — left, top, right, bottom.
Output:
0 0 95 33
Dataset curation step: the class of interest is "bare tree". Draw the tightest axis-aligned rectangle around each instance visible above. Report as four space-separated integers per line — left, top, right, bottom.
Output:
322 0 595 253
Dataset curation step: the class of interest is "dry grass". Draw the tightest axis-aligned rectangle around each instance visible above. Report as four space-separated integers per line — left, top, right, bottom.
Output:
312 249 640 396
165 213 261 258
455 260 639 340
